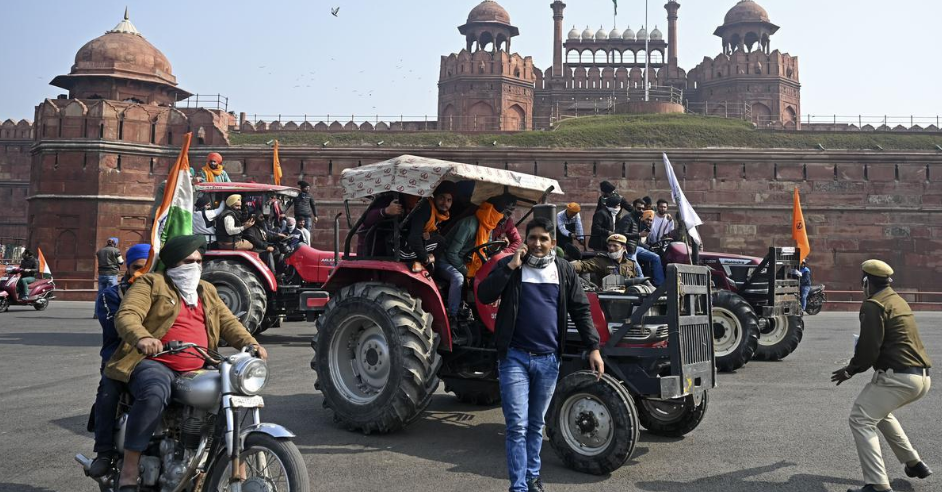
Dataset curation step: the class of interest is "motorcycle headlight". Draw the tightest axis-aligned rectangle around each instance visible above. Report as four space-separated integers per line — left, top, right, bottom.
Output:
230 357 269 395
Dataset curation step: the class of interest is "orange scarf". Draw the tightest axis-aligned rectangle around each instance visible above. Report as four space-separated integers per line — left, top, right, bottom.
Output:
466 202 505 277
202 164 225 182
423 198 450 233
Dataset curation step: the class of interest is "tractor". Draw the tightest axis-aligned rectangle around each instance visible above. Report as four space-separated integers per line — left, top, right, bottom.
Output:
195 182 333 335
654 241 803 372
307 155 715 475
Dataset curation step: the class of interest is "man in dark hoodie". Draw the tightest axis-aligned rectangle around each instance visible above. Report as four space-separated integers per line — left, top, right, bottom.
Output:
478 217 603 492
589 194 622 251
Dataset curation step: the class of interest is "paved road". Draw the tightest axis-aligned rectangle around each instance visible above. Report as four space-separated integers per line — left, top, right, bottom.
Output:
0 302 938 492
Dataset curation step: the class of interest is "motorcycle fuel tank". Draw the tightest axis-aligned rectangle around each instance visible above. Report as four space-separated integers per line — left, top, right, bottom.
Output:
172 370 221 409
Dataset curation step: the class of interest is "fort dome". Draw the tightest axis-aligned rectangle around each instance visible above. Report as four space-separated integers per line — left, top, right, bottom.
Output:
723 0 771 25
467 0 512 25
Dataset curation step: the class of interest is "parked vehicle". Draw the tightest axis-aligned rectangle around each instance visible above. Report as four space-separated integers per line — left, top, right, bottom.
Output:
0 265 55 312
195 182 333 335
76 342 309 492
657 242 804 371
307 155 715 475
805 284 826 315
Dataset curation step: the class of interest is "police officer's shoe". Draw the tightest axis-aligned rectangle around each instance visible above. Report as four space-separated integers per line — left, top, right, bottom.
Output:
527 477 546 492
904 461 932 479
846 486 893 492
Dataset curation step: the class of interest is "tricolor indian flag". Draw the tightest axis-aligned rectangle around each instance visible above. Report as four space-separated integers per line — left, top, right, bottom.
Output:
143 132 194 274
37 248 52 279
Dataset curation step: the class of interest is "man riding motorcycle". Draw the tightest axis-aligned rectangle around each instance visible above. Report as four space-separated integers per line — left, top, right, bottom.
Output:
108 235 267 491
16 249 38 300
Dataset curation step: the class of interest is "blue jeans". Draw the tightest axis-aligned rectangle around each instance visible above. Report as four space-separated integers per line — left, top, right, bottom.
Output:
635 247 664 286
17 276 36 299
499 348 560 492
800 285 811 310
435 262 464 317
125 360 176 452
94 373 124 453
98 275 119 294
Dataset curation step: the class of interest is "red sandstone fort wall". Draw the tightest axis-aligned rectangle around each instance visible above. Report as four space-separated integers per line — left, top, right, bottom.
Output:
0 119 32 249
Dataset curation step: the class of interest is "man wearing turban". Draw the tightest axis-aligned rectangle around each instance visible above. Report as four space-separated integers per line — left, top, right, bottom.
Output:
198 152 231 183
214 195 255 250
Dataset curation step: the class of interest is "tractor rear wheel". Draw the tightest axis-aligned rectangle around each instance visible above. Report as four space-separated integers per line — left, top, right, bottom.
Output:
202 260 267 336
547 371 639 475
637 392 709 438
313 282 441 434
711 291 759 372
754 315 804 361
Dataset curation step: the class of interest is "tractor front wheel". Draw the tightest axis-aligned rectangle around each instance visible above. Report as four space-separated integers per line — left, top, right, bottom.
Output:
755 315 804 361
637 392 709 438
546 372 639 475
313 282 441 434
711 291 759 372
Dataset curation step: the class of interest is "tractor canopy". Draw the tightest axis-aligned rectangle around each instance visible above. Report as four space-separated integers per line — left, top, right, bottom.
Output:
340 154 564 204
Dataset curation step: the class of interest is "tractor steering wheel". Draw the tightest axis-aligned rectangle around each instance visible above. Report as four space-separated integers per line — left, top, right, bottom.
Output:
467 241 513 266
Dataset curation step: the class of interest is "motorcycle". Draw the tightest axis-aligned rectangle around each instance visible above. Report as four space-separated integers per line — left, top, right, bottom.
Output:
0 266 55 312
805 284 826 315
76 342 310 492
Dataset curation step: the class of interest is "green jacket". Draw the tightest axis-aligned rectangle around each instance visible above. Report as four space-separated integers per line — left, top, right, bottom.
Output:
105 273 258 382
848 287 932 375
444 215 480 276
571 255 636 286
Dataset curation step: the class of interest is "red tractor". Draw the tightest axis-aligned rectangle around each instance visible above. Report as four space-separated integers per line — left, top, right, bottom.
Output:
307 156 715 475
195 182 333 335
656 242 803 372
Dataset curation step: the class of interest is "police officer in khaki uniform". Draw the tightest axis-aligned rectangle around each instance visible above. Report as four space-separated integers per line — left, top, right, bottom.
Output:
570 234 637 286
831 259 932 492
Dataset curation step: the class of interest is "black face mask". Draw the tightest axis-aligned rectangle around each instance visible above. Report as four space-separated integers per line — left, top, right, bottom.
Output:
632 209 643 220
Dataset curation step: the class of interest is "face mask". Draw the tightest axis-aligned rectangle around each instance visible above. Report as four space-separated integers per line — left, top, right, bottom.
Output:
608 250 624 260
166 263 202 306
287 224 296 232
607 206 621 215
525 248 557 269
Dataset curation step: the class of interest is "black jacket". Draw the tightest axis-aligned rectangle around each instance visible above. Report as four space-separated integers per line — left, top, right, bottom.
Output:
404 200 433 264
292 192 318 218
615 212 642 251
589 208 617 251
477 256 600 360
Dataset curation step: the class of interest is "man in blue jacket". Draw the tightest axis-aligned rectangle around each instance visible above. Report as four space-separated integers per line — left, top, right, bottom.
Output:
87 243 151 477
478 217 604 492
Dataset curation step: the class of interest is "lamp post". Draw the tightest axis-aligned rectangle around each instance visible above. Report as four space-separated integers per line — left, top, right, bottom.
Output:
644 0 649 102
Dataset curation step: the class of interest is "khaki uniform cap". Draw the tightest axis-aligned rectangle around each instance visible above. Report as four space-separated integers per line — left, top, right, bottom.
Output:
861 259 893 278
607 234 628 245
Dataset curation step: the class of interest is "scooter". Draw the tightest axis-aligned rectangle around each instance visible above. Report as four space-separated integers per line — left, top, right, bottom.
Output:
0 266 55 312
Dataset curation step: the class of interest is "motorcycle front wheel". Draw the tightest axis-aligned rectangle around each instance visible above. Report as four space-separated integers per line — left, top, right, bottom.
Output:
204 433 309 492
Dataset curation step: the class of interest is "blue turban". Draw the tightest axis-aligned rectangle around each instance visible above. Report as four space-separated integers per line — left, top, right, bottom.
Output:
126 244 152 264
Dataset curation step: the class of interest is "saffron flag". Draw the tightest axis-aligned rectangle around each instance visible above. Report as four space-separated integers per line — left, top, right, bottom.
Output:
37 248 52 279
143 132 194 275
273 140 283 186
663 153 703 245
792 187 810 261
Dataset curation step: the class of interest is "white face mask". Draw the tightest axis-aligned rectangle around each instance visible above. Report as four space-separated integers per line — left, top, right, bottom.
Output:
608 206 621 215
166 263 202 306
608 250 624 260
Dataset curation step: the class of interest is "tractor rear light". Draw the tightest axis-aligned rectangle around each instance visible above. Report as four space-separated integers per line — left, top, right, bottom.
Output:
301 291 330 311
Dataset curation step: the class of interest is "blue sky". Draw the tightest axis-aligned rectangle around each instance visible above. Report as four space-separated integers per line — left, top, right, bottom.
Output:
1 0 938 121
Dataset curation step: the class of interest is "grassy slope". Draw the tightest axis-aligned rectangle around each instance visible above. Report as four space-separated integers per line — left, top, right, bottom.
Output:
230 114 942 150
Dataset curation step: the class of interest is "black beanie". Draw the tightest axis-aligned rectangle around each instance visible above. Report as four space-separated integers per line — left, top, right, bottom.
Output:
600 181 617 194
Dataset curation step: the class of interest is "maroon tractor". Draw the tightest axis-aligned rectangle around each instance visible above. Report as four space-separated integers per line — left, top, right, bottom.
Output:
307 156 715 475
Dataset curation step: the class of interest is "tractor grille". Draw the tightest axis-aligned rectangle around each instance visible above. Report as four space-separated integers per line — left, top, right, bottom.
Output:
679 322 713 365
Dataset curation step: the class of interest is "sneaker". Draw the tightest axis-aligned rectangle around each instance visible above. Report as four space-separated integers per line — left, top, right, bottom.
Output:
905 461 932 479
527 477 546 492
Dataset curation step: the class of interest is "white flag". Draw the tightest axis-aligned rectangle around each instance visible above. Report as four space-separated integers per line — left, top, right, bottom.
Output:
663 153 703 245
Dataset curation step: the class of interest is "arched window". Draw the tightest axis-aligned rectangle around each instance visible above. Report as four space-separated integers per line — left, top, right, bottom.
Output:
650 51 664 64
567 50 580 64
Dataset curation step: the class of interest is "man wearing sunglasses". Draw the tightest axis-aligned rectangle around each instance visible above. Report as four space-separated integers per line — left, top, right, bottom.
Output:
87 243 152 477
107 235 267 490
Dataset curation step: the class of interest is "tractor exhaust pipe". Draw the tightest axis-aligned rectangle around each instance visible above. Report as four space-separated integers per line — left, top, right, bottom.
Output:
334 212 343 266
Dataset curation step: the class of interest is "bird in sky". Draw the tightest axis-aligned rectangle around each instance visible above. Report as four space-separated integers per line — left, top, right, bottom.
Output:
331 7 340 17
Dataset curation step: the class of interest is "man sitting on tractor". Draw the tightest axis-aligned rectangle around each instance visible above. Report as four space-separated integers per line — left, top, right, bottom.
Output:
571 233 638 287
214 195 255 250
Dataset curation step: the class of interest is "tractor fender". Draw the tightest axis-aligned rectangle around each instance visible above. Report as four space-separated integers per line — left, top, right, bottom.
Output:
203 251 277 292
323 260 452 348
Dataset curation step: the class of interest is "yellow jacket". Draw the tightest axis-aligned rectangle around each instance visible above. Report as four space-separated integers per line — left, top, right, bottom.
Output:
105 273 258 382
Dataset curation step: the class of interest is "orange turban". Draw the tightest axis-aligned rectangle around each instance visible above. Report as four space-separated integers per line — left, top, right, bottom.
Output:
207 152 223 164
567 202 581 213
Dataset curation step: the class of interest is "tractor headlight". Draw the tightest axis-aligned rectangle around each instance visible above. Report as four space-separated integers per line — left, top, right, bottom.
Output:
230 357 269 395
